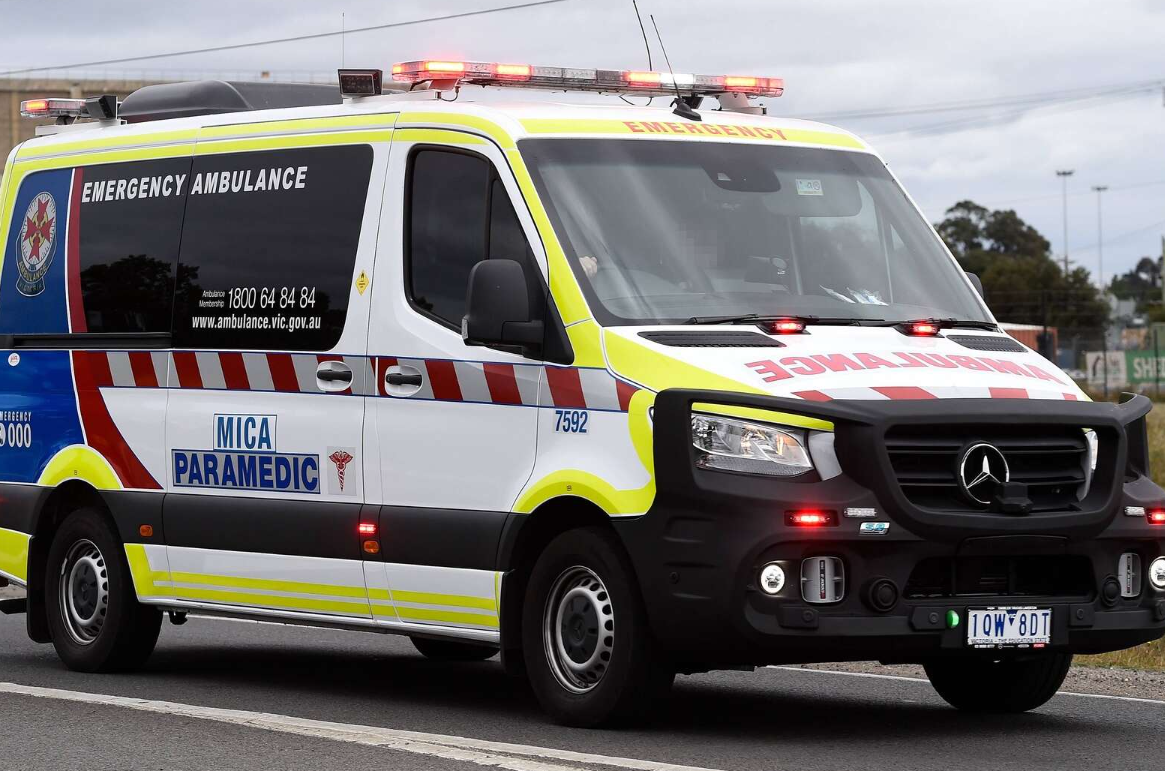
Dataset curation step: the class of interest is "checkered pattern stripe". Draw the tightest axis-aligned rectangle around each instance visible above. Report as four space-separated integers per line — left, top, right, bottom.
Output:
83 351 641 412
792 386 1081 401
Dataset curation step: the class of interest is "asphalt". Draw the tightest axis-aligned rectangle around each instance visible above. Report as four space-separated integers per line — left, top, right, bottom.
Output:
0 608 1162 770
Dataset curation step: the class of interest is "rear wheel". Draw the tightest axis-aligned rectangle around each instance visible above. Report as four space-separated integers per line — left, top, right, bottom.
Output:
924 653 1072 712
410 636 498 662
522 527 674 727
45 507 161 672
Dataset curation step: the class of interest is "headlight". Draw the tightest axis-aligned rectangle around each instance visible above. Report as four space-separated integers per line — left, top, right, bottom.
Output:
691 413 813 477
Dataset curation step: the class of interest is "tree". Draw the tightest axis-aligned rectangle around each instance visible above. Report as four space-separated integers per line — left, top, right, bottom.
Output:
1109 255 1161 312
934 201 1107 331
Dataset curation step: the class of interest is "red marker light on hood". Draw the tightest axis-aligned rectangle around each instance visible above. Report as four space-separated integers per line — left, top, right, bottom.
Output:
769 318 806 334
905 320 940 336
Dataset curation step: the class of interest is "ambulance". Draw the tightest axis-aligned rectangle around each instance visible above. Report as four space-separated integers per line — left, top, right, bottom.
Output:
0 61 1162 727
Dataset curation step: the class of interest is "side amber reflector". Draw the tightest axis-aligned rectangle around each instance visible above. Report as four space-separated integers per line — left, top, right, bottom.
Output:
363 540 380 555
139 525 154 538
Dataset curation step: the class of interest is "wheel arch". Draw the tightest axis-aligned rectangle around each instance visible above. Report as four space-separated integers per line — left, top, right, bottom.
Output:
25 480 114 643
496 495 628 676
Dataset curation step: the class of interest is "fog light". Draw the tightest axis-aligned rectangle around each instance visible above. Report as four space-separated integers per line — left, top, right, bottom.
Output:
1150 557 1165 590
801 556 844 604
1124 506 1146 517
759 563 786 595
1119 553 1142 598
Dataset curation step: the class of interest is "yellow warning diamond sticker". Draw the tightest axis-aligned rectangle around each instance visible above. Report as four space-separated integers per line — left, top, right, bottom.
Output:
355 271 369 295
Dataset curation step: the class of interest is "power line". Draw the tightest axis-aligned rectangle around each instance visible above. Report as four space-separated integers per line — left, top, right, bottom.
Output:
918 179 1165 215
807 77 1164 122
869 85 1156 141
0 0 571 77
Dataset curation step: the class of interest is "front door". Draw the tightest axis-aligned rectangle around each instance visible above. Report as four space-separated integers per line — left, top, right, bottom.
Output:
366 130 546 635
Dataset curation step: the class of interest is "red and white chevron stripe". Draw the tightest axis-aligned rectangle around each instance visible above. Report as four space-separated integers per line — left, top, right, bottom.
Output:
83 350 642 412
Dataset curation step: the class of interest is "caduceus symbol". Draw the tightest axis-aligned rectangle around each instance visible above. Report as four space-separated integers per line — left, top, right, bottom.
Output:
329 450 354 491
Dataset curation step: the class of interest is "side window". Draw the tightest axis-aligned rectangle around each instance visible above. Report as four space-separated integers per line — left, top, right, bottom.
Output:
172 144 374 351
407 148 537 328
0 159 190 335
78 158 191 333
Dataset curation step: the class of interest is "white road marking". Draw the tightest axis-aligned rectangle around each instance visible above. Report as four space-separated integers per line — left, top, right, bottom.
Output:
0 681 724 771
769 666 1165 706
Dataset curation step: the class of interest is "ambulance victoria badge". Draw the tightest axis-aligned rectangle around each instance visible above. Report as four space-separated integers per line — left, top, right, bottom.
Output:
17 193 57 297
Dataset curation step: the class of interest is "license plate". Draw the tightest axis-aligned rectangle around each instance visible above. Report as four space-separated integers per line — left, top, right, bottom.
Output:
967 607 1052 648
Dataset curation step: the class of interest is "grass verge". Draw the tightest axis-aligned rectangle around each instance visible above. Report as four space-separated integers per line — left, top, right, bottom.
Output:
1077 405 1165 671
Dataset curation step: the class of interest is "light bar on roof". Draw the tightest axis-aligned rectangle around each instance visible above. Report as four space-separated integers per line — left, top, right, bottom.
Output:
20 97 88 119
389 59 783 98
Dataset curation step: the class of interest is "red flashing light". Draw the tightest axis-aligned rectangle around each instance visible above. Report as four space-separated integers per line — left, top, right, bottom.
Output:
906 320 941 337
357 522 378 536
786 510 835 527
1148 509 1165 525
769 318 806 335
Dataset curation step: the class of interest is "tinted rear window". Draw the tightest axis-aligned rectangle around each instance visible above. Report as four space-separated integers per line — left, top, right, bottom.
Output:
172 145 373 351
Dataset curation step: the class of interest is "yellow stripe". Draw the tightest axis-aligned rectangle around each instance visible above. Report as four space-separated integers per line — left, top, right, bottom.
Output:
515 388 656 515
392 590 497 611
518 118 866 149
194 130 391 155
394 606 499 628
392 128 486 145
169 586 369 615
37 445 123 489
692 402 833 432
0 528 30 583
124 544 167 598
167 571 368 599
397 111 516 149
198 114 395 138
15 129 199 159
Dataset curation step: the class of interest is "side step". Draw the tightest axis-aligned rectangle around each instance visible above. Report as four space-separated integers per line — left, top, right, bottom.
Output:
0 598 27 615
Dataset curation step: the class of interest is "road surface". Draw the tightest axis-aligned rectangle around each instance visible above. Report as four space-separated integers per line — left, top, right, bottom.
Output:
0 605 1161 770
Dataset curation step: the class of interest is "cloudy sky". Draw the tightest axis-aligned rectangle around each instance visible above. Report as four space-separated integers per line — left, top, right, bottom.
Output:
3 0 1162 283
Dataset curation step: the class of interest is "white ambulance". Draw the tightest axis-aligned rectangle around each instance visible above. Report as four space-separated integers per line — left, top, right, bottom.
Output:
0 61 1162 727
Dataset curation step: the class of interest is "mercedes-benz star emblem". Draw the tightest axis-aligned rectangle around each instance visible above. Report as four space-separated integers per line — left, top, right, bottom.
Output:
957 443 1010 506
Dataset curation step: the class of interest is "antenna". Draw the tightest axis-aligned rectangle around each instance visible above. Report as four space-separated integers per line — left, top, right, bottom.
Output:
341 12 346 68
631 0 652 70
649 14 701 122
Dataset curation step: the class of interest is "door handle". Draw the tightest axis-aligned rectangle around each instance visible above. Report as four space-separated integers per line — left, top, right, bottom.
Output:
386 373 422 387
317 369 353 383
315 361 353 391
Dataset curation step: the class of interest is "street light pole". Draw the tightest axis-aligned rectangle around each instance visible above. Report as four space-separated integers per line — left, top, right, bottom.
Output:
1056 169 1074 273
1093 185 1108 290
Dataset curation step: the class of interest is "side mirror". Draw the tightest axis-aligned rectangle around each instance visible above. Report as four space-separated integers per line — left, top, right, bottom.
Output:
966 271 984 297
463 259 543 352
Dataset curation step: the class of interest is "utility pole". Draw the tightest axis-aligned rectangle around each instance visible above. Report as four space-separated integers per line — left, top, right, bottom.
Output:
1093 185 1108 290
1057 170 1074 273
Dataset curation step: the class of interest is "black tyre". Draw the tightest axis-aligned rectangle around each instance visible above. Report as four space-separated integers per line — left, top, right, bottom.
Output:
45 507 162 672
411 636 498 662
522 526 674 727
924 653 1072 712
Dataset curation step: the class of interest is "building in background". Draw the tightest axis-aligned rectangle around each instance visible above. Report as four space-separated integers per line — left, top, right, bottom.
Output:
0 78 156 166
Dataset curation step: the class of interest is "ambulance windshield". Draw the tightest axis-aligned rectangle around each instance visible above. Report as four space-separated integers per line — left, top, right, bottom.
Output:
521 139 990 326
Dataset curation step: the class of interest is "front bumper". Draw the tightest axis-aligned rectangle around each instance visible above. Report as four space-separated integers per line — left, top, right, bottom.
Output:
616 390 1165 665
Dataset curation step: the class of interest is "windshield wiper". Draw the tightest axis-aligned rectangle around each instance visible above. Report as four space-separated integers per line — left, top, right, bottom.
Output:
684 314 879 326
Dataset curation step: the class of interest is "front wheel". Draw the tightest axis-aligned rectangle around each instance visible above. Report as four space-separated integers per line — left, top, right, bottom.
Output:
522 527 673 727
924 653 1072 712
45 507 162 672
